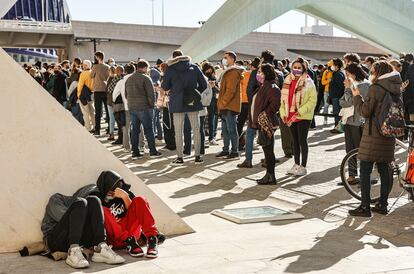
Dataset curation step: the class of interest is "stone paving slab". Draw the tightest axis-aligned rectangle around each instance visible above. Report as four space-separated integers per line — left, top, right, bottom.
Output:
2 117 414 273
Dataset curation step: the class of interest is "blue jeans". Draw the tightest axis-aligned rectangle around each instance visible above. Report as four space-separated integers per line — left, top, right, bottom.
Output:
331 97 341 126
153 108 163 140
244 126 257 162
71 103 84 126
221 111 239 153
130 109 157 154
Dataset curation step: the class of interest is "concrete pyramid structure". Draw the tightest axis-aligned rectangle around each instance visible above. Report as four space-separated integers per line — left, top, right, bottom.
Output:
0 48 193 253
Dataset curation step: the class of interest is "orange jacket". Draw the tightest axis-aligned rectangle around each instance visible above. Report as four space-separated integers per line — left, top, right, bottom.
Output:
218 67 243 113
241 70 251 104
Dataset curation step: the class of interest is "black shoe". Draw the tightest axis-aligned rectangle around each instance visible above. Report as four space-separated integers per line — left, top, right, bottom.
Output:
138 233 166 247
94 130 100 136
330 129 342 134
216 151 229 158
257 173 277 185
171 157 184 166
163 145 176 151
150 151 162 158
371 204 388 215
112 139 122 145
275 158 280 164
125 236 144 257
195 156 204 164
284 154 293 159
237 161 252 168
183 151 191 156
348 205 372 217
146 236 158 258
225 152 239 159
260 158 265 164
132 152 144 159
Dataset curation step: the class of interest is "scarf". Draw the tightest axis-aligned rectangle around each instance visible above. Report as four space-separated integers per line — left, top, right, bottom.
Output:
281 73 308 114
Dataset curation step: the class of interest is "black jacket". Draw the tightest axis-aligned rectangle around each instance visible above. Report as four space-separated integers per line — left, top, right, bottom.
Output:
404 64 414 114
329 70 345 99
53 72 68 104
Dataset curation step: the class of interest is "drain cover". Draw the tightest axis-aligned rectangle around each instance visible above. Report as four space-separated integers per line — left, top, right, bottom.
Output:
212 206 304 224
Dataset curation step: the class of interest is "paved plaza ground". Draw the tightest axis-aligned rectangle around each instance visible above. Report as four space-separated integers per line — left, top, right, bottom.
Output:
2 117 414 274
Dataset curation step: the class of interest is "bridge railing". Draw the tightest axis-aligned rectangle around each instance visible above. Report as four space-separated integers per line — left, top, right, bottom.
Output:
0 19 72 33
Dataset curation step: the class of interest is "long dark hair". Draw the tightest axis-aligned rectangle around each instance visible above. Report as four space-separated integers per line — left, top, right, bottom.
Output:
371 61 394 83
345 63 366 82
260 64 276 81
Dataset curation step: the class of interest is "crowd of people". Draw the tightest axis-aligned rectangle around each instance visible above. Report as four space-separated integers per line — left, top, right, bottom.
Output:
25 50 414 218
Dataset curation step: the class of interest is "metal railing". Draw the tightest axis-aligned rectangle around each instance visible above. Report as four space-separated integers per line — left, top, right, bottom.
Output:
0 19 72 33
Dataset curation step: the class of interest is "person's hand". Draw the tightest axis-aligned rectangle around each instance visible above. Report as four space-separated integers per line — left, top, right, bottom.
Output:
344 78 351 89
351 87 360 97
113 187 128 199
401 80 409 92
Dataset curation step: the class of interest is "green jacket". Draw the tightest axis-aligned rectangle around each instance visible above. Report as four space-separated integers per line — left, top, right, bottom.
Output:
280 78 317 121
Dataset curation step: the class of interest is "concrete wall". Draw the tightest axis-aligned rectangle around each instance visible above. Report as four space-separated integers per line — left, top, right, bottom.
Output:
0 48 193 253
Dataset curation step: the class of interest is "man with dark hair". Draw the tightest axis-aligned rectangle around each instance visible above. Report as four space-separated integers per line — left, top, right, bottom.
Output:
261 50 275 64
91 51 110 136
364 56 376 71
216 51 243 159
52 64 68 106
172 50 183 58
329 58 345 133
61 60 70 77
125 60 161 159
343 53 361 65
162 52 208 165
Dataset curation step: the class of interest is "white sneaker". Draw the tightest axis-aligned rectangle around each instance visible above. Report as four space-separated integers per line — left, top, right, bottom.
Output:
286 164 300 175
92 243 125 265
209 139 219 146
66 246 89 269
155 139 164 146
293 165 307 176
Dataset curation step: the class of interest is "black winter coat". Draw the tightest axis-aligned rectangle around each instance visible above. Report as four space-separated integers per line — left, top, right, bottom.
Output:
329 70 345 99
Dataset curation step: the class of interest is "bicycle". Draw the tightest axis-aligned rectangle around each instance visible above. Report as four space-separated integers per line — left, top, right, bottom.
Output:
340 125 414 204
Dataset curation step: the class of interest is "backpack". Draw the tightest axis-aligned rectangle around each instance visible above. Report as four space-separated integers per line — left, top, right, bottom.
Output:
373 84 405 138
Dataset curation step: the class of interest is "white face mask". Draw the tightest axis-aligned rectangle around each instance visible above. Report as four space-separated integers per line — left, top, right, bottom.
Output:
331 66 335 71
222 58 228 67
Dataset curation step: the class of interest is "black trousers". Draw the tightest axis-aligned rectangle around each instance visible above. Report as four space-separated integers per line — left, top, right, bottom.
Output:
279 120 293 156
290 120 311 167
237 103 249 137
94 92 108 131
46 196 106 253
163 107 176 149
262 136 276 177
344 124 363 177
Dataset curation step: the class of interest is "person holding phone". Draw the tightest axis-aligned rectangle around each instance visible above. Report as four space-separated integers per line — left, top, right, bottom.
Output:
279 58 317 177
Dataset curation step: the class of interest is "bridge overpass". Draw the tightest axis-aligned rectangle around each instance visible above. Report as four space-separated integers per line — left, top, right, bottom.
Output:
0 19 386 63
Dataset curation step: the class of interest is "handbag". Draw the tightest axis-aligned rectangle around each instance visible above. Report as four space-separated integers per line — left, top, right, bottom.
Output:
257 131 272 146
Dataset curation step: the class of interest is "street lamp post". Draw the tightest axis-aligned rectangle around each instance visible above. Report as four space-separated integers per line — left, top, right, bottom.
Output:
162 0 164 26
151 0 155 25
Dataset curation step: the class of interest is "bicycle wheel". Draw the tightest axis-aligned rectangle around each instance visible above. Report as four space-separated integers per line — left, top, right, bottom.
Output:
340 148 384 203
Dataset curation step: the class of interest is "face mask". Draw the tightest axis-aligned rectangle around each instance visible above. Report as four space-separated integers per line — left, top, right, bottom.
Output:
105 195 114 201
292 69 303 76
256 73 264 84
222 58 228 67
331 66 335 71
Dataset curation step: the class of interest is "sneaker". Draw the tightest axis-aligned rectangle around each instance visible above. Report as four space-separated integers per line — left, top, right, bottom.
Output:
371 203 388 215
150 151 162 158
138 233 166 247
125 236 144 257
195 156 204 164
225 152 239 160
107 134 115 141
216 151 229 158
292 165 307 176
286 164 300 175
237 161 252 168
92 243 125 264
209 139 219 146
155 139 164 146
146 236 158 258
66 246 89 269
171 157 184 166
132 152 144 159
348 205 372 217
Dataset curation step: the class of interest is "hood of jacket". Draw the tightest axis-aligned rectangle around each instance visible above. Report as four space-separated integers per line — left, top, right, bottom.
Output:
167 56 191 72
96 170 131 197
376 71 402 95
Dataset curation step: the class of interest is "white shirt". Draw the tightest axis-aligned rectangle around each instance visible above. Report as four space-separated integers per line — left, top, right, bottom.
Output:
112 74 132 111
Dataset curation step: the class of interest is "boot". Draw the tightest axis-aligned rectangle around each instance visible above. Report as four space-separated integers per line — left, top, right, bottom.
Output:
256 173 277 185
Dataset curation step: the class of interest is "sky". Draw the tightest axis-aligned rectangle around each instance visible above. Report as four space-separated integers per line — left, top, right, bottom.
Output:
66 0 350 37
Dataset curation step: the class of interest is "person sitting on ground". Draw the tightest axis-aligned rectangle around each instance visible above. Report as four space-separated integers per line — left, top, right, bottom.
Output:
41 185 125 269
96 170 163 258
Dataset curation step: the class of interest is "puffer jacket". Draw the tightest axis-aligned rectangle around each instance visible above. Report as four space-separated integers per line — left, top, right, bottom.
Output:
41 185 100 246
353 71 402 163
161 56 207 113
